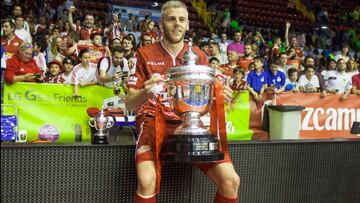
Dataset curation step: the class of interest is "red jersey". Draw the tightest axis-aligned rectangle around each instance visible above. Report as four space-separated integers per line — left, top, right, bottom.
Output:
352 73 360 90
219 64 238 78
4 52 42 84
76 25 103 41
1 35 23 60
238 56 253 72
127 42 209 119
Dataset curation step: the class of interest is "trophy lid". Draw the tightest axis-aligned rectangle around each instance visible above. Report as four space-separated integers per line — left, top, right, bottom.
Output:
166 42 215 83
182 42 198 66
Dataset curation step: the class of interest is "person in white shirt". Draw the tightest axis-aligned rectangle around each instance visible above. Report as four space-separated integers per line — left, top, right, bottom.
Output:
218 32 229 55
14 16 32 43
72 49 98 96
334 44 350 62
32 38 47 73
284 68 299 92
56 56 75 84
323 58 352 100
299 66 320 93
98 46 129 89
321 59 337 77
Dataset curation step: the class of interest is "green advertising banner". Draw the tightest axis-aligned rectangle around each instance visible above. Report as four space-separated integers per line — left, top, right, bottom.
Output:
225 91 253 140
3 83 114 142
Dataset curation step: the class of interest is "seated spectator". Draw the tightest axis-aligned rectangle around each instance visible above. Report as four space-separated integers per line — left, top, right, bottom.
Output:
209 42 228 64
298 66 320 93
68 6 103 41
98 46 129 90
32 37 47 73
77 33 106 64
334 44 350 62
323 58 352 100
346 58 359 77
48 36 66 63
300 56 327 97
139 32 153 48
209 57 220 70
4 42 43 84
247 57 267 107
1 19 23 60
286 48 301 70
199 41 211 58
321 59 337 77
45 60 62 83
56 56 75 84
231 68 247 91
14 16 32 43
351 66 360 95
266 63 286 94
237 43 254 72
72 49 98 96
219 46 240 77
122 35 135 59
285 68 299 92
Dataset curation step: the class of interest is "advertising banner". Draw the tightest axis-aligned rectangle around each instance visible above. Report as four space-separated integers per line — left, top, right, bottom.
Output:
3 83 114 142
225 91 253 140
277 93 360 139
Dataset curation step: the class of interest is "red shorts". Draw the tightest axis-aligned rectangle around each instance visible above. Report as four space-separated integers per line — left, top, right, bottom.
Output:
135 114 232 174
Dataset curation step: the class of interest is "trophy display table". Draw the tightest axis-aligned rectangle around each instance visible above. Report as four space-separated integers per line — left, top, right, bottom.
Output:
1 139 359 203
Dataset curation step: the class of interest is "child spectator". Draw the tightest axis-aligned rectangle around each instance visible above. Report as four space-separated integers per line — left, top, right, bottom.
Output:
72 49 98 96
321 59 337 77
231 68 247 91
209 57 220 70
32 37 47 73
56 57 75 84
299 66 320 93
267 63 286 94
285 68 299 92
247 57 267 107
45 60 62 83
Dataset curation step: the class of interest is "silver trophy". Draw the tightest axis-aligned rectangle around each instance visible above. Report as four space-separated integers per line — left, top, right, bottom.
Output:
89 109 114 144
160 42 224 162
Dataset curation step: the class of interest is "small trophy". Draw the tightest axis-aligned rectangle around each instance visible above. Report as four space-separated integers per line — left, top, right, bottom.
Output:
160 42 224 162
89 109 114 144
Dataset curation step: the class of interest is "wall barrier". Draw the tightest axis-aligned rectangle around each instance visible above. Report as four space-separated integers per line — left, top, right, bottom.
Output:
3 83 360 142
1 140 360 202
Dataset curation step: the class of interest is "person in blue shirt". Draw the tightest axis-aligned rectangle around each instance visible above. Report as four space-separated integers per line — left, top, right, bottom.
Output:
266 63 286 94
247 57 267 106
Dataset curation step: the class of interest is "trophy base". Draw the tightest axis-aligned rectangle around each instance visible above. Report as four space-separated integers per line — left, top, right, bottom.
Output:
161 134 224 163
92 135 108 144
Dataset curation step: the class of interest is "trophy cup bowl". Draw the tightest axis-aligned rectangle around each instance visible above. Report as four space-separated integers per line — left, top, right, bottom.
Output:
89 109 114 144
160 43 224 162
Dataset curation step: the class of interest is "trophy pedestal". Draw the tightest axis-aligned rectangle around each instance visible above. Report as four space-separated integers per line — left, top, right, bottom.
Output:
161 134 224 163
92 134 108 144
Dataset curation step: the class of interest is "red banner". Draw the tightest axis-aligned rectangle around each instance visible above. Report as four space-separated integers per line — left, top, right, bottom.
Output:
276 93 360 139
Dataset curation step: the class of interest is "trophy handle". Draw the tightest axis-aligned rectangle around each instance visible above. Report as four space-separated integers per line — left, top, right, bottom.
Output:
88 118 95 128
106 116 115 128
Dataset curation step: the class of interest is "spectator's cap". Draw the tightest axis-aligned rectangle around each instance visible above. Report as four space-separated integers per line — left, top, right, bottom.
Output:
48 60 63 72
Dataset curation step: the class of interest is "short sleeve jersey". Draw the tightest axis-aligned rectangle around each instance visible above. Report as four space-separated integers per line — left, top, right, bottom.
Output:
127 42 209 119
71 63 98 85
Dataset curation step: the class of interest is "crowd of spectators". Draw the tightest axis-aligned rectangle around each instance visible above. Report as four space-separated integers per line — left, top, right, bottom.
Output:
1 0 359 104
